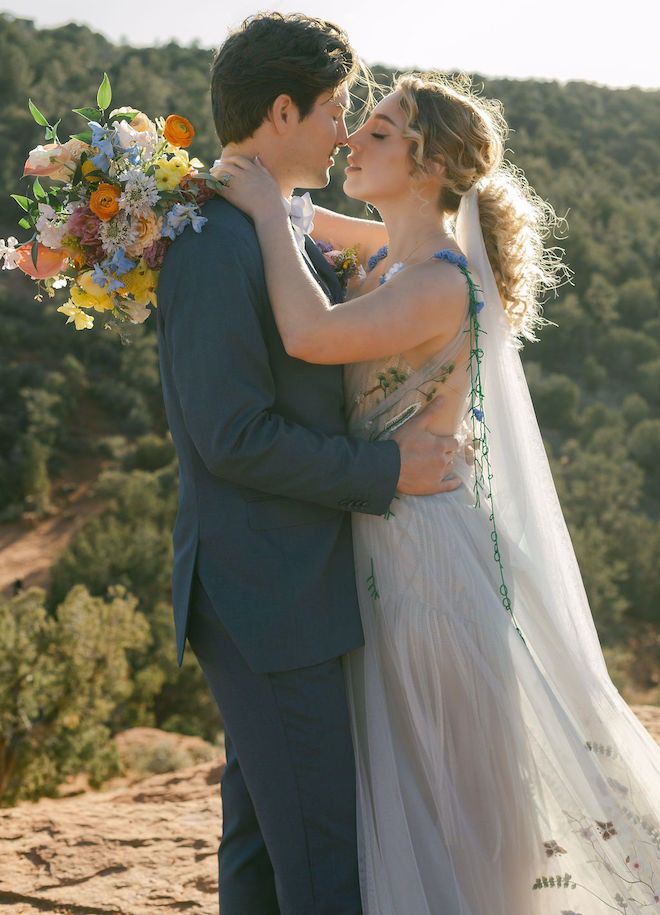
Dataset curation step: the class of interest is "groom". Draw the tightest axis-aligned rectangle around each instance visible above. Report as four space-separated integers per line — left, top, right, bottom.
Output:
157 13 458 915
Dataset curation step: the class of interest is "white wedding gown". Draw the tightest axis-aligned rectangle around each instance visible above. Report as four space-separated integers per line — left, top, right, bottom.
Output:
343 249 660 914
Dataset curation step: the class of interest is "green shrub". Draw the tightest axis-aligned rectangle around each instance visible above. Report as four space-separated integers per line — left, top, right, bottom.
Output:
0 584 149 805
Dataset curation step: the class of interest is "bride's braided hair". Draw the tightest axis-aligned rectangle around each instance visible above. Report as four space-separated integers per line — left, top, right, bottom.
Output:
396 73 565 339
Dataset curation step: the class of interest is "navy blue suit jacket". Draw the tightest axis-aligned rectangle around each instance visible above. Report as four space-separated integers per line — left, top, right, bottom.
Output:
157 197 400 673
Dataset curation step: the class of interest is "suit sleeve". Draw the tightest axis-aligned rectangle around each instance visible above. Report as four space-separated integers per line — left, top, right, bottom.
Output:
158 213 400 515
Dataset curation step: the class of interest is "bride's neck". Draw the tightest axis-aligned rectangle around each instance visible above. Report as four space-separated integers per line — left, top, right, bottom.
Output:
377 197 451 263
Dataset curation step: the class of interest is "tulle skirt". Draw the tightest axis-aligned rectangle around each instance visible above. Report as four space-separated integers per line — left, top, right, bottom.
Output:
346 483 660 914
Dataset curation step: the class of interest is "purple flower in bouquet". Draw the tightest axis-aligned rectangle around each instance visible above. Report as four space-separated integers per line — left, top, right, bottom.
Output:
67 206 102 246
143 238 169 270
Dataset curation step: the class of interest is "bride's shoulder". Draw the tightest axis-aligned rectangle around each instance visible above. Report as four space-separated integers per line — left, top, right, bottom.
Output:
413 252 471 296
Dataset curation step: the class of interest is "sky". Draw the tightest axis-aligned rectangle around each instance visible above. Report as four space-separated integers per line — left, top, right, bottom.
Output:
2 1 659 90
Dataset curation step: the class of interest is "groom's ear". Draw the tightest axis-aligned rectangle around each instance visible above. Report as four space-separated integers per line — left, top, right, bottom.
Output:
269 94 299 134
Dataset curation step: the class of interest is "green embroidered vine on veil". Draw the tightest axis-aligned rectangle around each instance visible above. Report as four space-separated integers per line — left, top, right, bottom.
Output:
447 252 525 641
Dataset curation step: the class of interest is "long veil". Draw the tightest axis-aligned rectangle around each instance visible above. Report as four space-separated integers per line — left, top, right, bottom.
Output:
455 187 660 907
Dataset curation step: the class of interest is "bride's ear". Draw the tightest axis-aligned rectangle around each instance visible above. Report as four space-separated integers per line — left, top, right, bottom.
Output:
427 157 446 180
269 94 298 134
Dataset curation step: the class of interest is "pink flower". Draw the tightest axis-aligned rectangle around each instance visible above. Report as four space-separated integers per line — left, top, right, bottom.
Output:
82 241 106 265
143 237 169 269
23 139 87 181
67 206 102 246
179 173 215 206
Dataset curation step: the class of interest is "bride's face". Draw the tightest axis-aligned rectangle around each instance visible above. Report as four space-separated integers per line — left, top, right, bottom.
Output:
344 92 416 205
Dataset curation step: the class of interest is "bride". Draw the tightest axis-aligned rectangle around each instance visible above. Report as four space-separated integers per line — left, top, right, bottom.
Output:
215 73 660 913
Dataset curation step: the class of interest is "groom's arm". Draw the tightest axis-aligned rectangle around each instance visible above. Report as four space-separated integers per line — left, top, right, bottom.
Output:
312 205 388 268
158 210 400 515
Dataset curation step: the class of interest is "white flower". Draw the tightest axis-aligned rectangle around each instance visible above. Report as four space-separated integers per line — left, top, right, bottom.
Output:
0 236 20 270
119 170 159 216
38 202 57 219
52 276 69 289
27 145 56 169
98 213 138 254
123 299 151 324
114 117 157 158
35 203 68 250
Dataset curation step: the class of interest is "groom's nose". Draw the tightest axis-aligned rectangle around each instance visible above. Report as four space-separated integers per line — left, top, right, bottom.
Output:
335 118 349 147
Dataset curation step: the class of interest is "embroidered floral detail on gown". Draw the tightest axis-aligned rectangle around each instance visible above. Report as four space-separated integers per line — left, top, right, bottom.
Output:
343 251 660 914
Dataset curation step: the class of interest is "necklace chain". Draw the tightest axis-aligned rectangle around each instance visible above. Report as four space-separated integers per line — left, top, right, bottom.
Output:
386 232 454 268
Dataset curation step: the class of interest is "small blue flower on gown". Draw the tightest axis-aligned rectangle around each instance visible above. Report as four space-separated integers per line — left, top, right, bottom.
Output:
472 407 484 422
432 250 468 269
368 245 388 270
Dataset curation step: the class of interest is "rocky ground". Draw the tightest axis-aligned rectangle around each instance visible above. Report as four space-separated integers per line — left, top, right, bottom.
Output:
2 711 660 914
0 733 224 915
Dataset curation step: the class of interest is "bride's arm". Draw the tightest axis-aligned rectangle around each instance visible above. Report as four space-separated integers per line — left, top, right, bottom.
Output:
217 156 466 365
312 206 388 266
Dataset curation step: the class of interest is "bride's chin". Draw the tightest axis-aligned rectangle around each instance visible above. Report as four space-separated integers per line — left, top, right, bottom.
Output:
342 176 363 200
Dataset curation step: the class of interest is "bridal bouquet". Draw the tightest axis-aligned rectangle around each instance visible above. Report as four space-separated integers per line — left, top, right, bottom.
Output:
1 74 219 332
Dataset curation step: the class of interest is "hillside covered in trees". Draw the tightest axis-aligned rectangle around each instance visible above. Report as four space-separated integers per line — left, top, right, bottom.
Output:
1 13 659 802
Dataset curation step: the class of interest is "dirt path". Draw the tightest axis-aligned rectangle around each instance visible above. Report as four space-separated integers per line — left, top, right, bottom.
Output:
0 482 104 596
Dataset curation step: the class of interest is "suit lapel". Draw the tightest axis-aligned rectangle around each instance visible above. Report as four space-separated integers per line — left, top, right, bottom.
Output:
303 237 344 304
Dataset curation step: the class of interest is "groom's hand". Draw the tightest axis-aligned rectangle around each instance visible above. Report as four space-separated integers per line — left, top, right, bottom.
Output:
392 397 461 495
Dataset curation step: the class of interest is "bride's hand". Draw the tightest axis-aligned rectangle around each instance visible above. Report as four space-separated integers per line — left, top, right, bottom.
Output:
210 155 283 221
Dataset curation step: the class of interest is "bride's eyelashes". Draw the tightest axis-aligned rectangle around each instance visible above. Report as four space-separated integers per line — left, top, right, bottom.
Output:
371 133 386 140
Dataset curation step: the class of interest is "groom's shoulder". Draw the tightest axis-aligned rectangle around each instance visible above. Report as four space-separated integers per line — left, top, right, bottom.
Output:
165 197 260 265
194 197 259 253
203 196 257 236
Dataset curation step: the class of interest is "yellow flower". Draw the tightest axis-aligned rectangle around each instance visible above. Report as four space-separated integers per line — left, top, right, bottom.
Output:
81 158 102 184
154 150 190 191
117 259 158 307
73 271 115 311
57 301 94 330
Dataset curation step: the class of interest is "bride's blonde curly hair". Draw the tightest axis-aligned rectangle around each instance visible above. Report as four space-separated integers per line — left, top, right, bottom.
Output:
396 72 566 339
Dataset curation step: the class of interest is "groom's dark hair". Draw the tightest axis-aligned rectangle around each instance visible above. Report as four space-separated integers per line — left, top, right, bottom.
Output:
211 13 360 145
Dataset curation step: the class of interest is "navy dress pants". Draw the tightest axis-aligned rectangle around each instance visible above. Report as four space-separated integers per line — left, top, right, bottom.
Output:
186 574 363 915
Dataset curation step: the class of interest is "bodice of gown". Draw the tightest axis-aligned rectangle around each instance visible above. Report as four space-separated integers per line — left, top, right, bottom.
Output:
344 295 471 444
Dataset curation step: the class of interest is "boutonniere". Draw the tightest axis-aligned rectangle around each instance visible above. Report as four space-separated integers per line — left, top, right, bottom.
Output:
316 241 366 291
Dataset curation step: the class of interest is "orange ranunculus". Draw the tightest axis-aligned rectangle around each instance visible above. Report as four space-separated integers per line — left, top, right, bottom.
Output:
89 183 121 221
163 114 195 148
15 243 68 279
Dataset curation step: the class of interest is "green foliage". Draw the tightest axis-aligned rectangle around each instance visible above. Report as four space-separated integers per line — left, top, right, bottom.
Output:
0 584 149 805
49 466 223 742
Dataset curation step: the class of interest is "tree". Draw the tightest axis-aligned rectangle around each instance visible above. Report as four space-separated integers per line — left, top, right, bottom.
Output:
0 584 149 805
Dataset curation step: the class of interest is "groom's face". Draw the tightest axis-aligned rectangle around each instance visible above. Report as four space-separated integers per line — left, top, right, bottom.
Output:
286 84 350 189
